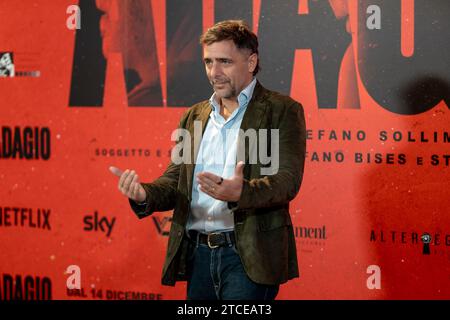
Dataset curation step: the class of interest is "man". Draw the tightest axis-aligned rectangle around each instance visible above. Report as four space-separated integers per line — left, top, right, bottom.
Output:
110 20 306 300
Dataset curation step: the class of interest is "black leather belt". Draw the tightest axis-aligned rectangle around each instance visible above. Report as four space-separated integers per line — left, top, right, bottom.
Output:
188 230 236 249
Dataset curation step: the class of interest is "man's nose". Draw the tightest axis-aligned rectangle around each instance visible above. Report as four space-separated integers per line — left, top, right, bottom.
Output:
210 62 222 78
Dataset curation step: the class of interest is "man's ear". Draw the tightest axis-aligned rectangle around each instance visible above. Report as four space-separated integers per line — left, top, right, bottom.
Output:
248 53 258 73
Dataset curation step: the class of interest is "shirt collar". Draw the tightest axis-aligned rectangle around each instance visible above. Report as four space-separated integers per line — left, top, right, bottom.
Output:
209 78 257 112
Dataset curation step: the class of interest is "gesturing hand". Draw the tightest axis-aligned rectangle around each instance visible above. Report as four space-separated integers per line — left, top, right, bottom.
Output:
109 166 146 203
196 161 245 202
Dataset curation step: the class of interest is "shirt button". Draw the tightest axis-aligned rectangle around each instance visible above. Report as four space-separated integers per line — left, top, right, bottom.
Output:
177 231 182 236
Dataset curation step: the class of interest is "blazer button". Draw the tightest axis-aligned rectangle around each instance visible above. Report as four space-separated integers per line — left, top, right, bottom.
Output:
177 231 182 237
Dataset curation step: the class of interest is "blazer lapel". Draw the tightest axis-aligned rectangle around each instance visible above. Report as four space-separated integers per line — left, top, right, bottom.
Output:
185 81 269 199
237 81 268 171
186 103 211 200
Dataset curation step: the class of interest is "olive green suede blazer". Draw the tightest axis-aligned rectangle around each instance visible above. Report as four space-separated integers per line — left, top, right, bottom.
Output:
129 81 306 286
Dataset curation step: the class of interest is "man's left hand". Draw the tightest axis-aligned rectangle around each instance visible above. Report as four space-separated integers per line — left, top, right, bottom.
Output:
196 161 245 202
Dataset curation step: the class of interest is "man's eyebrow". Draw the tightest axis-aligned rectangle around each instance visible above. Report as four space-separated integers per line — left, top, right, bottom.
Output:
203 57 232 62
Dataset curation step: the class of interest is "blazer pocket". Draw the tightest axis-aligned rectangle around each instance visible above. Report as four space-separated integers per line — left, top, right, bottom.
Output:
258 210 292 232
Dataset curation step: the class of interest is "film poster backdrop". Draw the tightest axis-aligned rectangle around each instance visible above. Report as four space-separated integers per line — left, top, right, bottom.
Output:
0 0 449 300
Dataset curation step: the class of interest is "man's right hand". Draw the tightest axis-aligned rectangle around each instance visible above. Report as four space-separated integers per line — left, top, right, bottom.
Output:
109 166 147 203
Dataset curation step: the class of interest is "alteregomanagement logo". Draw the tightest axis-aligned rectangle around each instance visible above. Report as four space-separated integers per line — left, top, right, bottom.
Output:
370 229 449 256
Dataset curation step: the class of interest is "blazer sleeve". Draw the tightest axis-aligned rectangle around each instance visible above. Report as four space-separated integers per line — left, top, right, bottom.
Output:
231 101 306 211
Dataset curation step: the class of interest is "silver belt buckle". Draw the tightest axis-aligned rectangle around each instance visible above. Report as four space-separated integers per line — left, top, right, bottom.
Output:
207 232 221 249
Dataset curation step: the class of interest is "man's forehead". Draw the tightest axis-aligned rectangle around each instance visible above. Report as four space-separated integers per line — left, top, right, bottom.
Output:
203 40 236 51
203 41 250 58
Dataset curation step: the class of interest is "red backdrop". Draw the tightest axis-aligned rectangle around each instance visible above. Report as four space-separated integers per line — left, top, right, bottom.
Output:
1 0 449 300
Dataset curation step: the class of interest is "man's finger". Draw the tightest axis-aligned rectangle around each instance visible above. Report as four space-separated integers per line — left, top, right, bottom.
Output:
234 161 245 178
132 181 141 199
109 166 123 177
128 174 139 196
197 174 220 188
199 172 220 182
118 169 130 190
199 185 216 198
123 170 136 191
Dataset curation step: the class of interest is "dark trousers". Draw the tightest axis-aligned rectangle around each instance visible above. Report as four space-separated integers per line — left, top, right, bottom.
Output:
186 241 279 300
